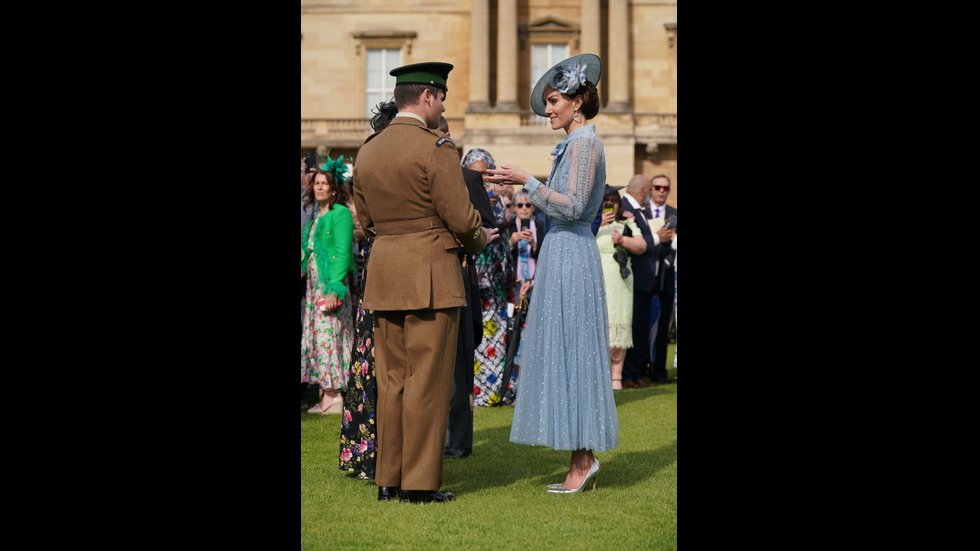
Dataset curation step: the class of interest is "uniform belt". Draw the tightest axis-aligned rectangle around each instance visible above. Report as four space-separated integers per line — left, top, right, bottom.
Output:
372 215 447 236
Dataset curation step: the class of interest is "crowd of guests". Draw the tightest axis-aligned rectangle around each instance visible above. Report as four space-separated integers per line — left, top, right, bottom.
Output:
300 54 676 502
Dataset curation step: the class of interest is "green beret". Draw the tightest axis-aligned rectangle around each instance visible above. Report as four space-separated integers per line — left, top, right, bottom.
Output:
390 62 454 91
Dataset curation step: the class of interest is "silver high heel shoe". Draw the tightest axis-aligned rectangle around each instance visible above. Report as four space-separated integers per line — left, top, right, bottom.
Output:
547 457 600 493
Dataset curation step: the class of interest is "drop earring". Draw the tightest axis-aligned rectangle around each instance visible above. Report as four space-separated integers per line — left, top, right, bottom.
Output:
573 110 582 123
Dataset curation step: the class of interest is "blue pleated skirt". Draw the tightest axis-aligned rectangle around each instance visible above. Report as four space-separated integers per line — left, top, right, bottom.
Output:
509 219 619 451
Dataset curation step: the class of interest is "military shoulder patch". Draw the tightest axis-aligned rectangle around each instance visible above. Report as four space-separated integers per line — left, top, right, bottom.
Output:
436 136 455 147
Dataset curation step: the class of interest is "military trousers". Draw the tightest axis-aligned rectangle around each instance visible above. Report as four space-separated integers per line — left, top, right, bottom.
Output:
373 307 460 491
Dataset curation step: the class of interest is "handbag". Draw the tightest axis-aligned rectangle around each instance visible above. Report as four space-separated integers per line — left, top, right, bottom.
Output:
499 286 531 402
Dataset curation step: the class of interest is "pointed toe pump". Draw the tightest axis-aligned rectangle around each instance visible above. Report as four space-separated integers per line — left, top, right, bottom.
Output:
547 457 600 494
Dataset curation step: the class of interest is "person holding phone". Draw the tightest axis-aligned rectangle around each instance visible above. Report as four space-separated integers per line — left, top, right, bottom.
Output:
507 191 543 298
595 184 647 391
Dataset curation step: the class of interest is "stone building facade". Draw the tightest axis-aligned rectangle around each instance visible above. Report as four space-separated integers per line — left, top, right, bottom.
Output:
301 0 677 207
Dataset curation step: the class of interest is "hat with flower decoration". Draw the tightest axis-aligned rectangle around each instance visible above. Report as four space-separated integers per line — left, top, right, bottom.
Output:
530 53 602 117
318 149 352 191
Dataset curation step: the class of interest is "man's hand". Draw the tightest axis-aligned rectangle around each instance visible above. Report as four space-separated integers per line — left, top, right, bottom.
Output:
483 227 500 244
656 227 675 242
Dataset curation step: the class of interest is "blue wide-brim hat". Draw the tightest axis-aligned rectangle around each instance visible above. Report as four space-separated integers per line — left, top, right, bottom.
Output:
530 53 602 117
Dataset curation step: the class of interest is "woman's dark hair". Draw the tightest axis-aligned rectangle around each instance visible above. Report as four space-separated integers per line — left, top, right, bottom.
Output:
603 191 627 221
304 168 350 212
576 81 600 120
370 99 398 132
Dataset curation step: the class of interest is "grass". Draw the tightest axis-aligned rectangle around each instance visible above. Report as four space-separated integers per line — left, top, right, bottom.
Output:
301 345 677 550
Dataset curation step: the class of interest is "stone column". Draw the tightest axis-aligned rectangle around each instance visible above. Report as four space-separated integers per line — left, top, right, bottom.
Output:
467 0 490 111
496 0 519 111
580 0 600 56
607 0 630 111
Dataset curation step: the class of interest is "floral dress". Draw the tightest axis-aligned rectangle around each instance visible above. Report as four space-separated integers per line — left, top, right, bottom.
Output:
473 201 515 406
339 240 377 479
300 215 354 391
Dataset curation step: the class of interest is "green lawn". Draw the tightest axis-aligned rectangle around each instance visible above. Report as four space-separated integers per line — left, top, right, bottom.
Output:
301 345 677 550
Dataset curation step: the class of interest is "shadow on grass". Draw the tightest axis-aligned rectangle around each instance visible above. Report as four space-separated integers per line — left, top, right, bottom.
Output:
515 440 678 490
611 383 676 407
445 419 676 494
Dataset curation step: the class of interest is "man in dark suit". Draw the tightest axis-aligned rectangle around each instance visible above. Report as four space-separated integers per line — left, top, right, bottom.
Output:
648 174 677 384
620 175 675 388
438 117 496 460
352 62 498 504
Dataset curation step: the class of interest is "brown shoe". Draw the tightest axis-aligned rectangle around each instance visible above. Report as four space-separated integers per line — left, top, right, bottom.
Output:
634 379 654 388
623 380 638 389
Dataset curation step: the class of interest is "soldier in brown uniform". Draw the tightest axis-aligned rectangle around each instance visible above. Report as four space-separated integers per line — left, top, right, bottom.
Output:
351 62 499 504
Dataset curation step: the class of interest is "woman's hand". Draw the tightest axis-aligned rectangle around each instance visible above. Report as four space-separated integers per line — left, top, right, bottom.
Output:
519 279 533 299
510 229 534 247
621 210 635 220
485 165 530 187
319 294 341 313
611 230 623 246
599 210 616 227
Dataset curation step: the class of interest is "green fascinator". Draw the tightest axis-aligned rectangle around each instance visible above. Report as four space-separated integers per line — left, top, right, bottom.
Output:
318 149 352 190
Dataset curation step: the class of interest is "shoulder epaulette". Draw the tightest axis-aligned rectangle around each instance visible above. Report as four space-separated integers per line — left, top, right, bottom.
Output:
436 136 455 147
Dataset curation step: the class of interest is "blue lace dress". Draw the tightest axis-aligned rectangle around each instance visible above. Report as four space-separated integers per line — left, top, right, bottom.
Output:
509 125 619 452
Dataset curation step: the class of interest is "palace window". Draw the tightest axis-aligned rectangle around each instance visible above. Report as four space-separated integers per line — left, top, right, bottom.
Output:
352 31 415 120
364 48 401 119
530 43 569 94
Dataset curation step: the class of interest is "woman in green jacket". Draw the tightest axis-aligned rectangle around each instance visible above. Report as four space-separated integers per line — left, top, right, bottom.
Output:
301 160 356 414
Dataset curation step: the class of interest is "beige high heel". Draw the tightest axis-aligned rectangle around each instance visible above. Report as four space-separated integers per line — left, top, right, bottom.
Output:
307 393 343 415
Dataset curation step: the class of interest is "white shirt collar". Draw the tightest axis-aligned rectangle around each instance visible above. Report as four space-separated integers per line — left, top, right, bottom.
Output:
395 112 426 125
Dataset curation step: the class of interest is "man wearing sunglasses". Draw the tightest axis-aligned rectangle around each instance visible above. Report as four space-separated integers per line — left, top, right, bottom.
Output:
620 174 675 388
648 175 677 385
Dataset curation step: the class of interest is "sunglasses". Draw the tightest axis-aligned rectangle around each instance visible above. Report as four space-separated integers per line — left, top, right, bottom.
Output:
515 202 532 208
502 202 512 208
653 185 670 191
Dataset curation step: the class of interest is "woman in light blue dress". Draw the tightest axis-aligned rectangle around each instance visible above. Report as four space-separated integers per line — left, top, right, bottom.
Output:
486 53 618 494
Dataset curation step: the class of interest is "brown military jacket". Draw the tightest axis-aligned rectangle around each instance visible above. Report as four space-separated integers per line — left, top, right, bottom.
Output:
352 116 488 311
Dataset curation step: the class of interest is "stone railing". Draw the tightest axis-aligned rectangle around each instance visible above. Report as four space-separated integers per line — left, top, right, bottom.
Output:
301 117 469 147
634 113 677 144
519 111 553 127
302 113 676 144
301 119 373 147
635 113 677 128
519 111 677 129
